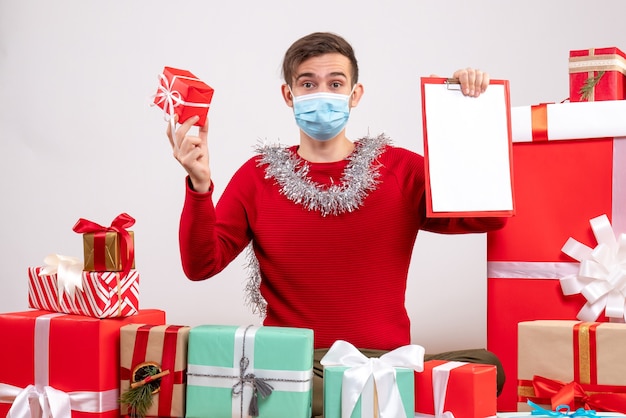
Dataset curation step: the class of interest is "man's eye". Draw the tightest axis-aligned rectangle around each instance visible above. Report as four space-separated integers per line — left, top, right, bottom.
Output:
303 82 314 88
331 82 342 88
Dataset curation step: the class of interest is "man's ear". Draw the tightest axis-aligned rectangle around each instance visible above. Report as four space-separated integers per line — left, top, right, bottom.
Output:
349 83 364 108
281 84 294 107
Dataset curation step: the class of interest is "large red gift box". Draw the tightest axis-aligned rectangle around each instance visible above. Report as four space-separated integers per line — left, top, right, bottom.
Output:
28 266 140 318
487 101 626 411
120 324 190 417
569 47 626 102
414 360 497 418
153 66 214 127
0 309 166 418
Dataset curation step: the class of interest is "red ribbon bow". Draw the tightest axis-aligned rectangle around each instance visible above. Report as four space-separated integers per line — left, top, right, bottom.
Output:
532 375 626 413
72 213 135 280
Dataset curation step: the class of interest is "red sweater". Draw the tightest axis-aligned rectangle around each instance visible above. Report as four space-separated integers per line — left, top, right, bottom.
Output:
179 141 506 350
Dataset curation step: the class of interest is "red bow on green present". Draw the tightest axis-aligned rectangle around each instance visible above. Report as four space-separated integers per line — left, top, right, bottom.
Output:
72 213 135 280
532 375 626 413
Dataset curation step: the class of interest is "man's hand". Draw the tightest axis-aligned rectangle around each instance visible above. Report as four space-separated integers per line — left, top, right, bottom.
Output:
166 115 212 193
452 68 489 98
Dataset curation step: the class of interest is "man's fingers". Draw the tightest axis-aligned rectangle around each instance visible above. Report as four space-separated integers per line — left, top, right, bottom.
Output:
480 72 490 93
169 115 200 150
198 118 209 142
165 115 178 148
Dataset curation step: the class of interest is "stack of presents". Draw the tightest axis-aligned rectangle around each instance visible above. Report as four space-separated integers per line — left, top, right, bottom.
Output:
0 215 497 418
488 46 626 415
1 47 626 418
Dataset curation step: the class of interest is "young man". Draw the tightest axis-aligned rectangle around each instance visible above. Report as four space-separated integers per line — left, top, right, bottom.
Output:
168 32 506 417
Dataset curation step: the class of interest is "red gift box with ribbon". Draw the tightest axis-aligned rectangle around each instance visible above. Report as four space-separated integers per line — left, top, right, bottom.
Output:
517 320 626 413
119 324 190 417
152 66 214 127
73 213 136 275
0 309 166 418
569 47 626 102
414 360 497 418
28 265 140 318
487 101 626 411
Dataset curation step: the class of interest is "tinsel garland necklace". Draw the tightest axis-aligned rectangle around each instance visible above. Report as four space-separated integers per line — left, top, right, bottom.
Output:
244 133 390 316
255 133 390 217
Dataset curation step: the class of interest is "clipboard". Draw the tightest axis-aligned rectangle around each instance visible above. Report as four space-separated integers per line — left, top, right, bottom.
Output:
421 77 515 218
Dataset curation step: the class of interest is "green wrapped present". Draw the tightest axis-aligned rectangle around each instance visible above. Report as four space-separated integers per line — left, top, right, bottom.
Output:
321 340 424 418
186 325 313 418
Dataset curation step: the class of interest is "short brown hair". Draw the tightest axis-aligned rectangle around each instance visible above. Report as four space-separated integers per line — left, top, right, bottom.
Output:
282 32 359 87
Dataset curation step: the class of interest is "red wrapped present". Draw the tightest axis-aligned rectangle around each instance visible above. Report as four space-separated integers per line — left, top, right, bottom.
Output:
414 360 497 418
119 324 190 417
0 309 166 418
487 101 626 411
73 213 136 274
569 47 626 102
28 263 139 318
517 320 626 413
152 66 214 127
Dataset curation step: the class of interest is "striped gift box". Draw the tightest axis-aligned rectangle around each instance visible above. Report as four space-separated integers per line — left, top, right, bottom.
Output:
28 266 139 318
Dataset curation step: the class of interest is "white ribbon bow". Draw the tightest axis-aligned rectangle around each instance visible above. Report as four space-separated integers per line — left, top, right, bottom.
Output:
0 383 119 418
320 340 424 418
560 214 626 322
39 254 84 299
2 384 71 418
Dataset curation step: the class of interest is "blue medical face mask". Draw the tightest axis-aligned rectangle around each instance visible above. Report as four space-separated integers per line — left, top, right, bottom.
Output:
290 86 355 141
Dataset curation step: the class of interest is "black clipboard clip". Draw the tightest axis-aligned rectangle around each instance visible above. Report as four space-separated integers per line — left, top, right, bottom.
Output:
445 78 461 90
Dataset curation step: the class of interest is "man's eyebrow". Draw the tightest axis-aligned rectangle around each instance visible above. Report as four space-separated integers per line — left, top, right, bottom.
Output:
295 72 315 82
295 71 348 82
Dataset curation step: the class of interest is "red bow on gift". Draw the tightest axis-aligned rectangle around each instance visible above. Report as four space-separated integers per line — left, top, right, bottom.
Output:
72 213 135 280
532 375 626 413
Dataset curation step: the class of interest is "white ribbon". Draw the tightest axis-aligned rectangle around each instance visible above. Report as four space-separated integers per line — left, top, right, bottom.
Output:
39 254 84 299
320 340 424 418
151 72 211 134
560 214 626 322
568 54 626 75
0 313 119 418
414 361 468 418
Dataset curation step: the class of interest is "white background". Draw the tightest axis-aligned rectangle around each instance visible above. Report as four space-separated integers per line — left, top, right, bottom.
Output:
1 0 624 353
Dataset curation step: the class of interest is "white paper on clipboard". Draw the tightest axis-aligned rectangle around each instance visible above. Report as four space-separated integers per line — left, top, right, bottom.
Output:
421 78 515 217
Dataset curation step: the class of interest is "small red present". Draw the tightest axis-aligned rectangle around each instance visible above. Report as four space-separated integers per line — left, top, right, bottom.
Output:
569 47 626 102
72 213 136 274
414 360 497 418
119 324 191 417
0 309 166 418
153 66 214 127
